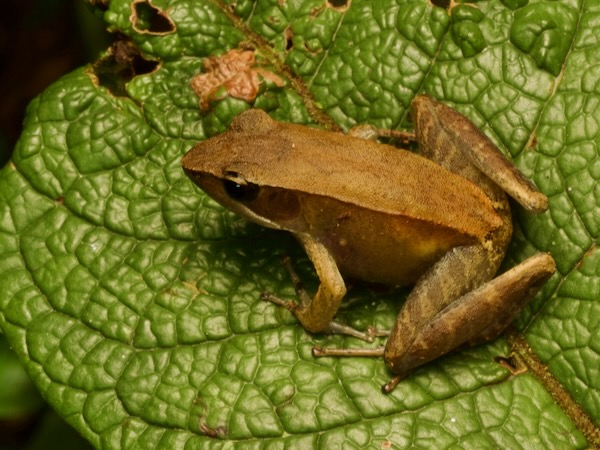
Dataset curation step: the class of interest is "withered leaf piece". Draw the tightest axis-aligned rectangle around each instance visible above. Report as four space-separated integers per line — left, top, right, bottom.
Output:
190 49 285 110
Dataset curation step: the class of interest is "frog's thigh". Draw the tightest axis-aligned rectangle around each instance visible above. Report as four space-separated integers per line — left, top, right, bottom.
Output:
292 233 347 333
384 247 555 377
457 252 555 343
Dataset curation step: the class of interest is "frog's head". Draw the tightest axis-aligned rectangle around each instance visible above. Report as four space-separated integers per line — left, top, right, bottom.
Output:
182 109 302 230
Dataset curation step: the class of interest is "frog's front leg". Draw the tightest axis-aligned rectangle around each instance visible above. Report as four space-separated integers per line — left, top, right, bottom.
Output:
262 232 377 341
382 245 555 390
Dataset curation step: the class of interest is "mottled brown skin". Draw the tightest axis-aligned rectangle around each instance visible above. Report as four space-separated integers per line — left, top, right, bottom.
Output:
182 95 556 392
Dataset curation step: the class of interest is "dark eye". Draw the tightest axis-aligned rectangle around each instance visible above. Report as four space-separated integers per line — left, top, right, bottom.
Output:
223 177 259 201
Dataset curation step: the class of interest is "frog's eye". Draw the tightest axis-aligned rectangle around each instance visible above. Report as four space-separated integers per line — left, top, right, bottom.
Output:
223 173 259 201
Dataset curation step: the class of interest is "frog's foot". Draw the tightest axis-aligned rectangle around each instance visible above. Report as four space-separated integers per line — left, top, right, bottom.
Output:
262 291 388 342
382 375 403 394
261 291 386 342
260 291 300 312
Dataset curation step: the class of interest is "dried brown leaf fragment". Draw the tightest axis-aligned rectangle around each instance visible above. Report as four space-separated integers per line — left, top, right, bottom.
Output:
190 49 285 110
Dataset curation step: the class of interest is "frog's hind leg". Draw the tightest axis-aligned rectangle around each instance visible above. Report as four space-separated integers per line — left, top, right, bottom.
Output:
383 247 555 386
312 245 494 372
314 245 554 392
443 253 556 345
411 95 548 213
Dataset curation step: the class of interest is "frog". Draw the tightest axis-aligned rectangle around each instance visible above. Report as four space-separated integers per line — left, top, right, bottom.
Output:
182 95 556 392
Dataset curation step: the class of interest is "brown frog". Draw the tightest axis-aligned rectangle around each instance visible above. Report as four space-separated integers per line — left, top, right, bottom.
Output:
182 95 555 392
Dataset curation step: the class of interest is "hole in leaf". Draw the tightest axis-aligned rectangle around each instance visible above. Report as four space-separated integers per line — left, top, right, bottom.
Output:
327 0 350 11
494 354 527 375
284 27 294 51
196 398 228 438
130 0 175 34
88 0 109 11
92 39 158 96
431 0 452 8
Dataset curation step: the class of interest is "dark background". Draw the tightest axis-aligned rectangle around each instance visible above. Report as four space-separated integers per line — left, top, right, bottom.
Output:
0 1 109 448
0 0 109 165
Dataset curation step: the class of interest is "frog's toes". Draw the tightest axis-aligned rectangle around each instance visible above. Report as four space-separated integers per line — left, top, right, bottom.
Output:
382 374 404 394
365 325 390 340
323 321 387 342
260 291 299 312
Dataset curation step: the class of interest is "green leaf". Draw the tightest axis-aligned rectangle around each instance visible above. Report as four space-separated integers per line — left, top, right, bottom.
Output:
1 0 599 448
510 2 578 76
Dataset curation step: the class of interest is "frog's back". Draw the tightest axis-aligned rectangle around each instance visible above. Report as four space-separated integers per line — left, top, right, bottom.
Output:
239 121 501 241
184 110 503 242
